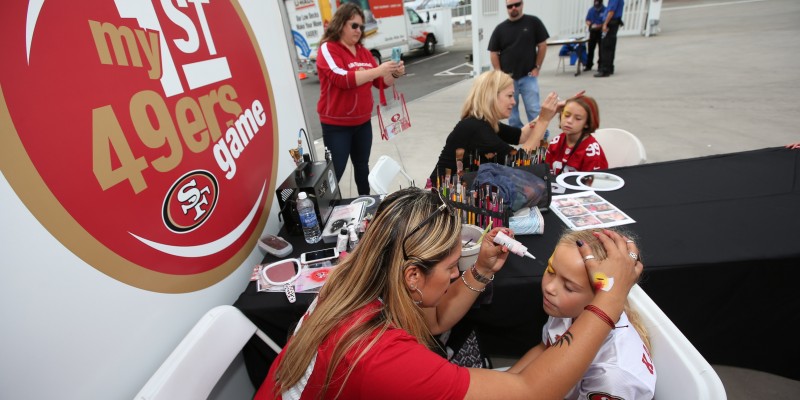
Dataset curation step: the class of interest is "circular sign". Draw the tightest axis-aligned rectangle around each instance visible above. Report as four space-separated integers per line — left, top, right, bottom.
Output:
0 1 278 292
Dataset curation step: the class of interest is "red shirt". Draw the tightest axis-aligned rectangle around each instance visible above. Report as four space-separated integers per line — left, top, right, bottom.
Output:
256 300 470 400
546 133 609 176
316 41 386 126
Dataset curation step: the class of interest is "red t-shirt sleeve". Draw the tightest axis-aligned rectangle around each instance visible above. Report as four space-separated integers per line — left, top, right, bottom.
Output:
356 329 470 400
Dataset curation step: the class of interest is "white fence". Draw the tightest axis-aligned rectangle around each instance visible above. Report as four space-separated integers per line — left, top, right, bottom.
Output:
429 0 659 37
466 0 660 74
451 4 472 25
555 0 652 39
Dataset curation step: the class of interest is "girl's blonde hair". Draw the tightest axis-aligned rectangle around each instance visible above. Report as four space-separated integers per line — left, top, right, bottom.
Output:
557 228 652 351
460 70 514 132
272 188 460 397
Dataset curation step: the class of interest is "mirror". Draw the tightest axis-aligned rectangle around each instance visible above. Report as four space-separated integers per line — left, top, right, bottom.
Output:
556 172 625 191
261 259 301 285
559 173 583 189
580 173 625 190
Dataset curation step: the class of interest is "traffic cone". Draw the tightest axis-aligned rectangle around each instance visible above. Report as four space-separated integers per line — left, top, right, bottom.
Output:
298 72 307 80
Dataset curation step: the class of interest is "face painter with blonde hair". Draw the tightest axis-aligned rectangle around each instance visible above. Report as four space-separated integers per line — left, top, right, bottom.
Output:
255 187 643 400
508 228 656 399
428 70 559 186
545 94 609 176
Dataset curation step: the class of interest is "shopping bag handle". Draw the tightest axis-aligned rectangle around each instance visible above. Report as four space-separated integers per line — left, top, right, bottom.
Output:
378 79 401 107
378 78 387 107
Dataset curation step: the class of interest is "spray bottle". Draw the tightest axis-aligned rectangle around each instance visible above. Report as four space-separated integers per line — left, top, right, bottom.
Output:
348 223 359 252
493 231 536 259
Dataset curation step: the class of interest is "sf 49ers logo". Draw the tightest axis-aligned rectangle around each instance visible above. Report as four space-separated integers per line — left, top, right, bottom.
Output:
163 170 219 233
0 1 279 292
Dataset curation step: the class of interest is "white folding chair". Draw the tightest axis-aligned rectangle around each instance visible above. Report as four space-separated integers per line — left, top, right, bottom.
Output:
629 285 727 399
134 305 282 400
368 155 415 195
592 128 648 168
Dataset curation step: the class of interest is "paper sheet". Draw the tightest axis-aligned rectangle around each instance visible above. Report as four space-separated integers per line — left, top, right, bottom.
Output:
550 191 635 230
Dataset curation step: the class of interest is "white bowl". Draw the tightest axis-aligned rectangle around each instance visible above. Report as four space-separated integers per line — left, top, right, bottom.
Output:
459 224 484 271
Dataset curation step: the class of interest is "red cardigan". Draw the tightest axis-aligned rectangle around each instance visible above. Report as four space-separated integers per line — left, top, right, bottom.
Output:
316 41 386 126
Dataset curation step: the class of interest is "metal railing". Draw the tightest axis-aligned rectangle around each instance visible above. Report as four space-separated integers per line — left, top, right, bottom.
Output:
556 0 651 38
442 0 653 38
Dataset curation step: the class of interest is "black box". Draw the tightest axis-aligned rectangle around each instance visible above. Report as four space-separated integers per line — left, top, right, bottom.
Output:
276 161 341 236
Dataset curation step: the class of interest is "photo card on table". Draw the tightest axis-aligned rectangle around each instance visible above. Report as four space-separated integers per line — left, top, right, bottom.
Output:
550 191 635 230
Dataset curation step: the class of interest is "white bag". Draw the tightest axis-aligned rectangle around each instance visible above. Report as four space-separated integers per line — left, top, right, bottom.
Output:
377 84 411 140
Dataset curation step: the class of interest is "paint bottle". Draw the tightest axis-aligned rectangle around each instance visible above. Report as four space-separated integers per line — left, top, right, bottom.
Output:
493 231 535 259
348 224 359 252
336 228 349 253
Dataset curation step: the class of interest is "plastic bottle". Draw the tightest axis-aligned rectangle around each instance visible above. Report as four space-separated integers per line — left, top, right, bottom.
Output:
493 231 535 259
348 224 359 252
337 228 349 252
296 192 321 243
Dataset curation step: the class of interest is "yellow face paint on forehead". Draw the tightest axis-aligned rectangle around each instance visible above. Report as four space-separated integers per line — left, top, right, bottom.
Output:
546 254 555 274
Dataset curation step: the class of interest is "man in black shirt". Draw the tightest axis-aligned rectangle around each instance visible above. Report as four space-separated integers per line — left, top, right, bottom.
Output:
488 0 550 136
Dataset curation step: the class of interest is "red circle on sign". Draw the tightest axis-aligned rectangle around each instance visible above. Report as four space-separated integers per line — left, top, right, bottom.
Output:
0 1 278 292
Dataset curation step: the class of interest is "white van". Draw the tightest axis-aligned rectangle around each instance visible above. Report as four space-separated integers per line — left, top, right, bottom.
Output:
285 0 439 76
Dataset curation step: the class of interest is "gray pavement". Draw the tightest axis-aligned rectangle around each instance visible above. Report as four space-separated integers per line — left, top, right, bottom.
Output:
317 0 800 199
314 1 800 395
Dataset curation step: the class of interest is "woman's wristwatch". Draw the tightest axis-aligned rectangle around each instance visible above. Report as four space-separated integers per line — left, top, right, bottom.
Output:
471 264 494 284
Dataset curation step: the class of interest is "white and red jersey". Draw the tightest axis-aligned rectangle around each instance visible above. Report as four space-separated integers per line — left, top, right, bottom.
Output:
543 312 657 400
546 133 609 176
316 41 386 126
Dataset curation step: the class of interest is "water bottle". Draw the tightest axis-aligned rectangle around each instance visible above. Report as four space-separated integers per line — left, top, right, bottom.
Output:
296 192 321 243
391 47 401 63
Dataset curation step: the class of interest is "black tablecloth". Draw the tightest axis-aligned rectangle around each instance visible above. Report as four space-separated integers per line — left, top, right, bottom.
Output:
235 147 800 383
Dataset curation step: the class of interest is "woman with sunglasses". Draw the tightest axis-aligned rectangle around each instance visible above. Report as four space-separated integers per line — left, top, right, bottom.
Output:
316 3 404 195
256 187 643 399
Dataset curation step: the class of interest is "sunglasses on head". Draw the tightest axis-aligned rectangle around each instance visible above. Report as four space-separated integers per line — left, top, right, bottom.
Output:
350 22 365 31
401 189 454 261
507 1 522 9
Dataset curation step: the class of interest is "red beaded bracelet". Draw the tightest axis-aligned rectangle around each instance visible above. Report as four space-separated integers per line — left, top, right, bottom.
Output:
584 304 616 329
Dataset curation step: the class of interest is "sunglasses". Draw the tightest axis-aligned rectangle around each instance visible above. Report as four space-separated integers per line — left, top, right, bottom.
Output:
507 2 522 9
401 189 454 261
350 22 365 31
259 259 302 303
